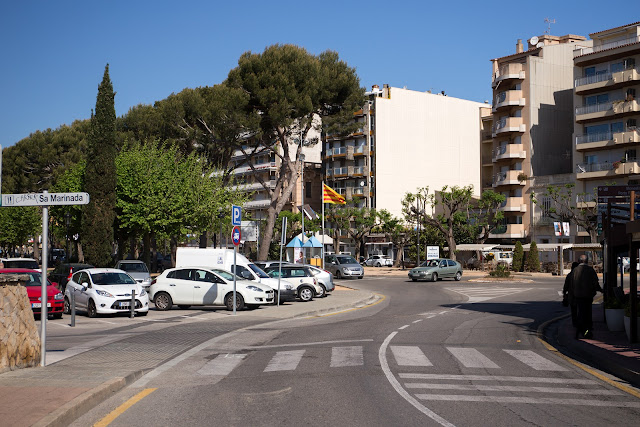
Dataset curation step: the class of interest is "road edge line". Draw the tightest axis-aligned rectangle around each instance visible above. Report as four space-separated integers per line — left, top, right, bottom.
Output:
93 387 157 427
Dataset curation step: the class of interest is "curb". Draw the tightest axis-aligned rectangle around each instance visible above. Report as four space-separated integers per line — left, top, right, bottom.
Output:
290 293 382 318
33 369 149 427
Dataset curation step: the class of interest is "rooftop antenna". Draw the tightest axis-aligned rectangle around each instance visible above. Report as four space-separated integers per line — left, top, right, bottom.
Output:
544 17 556 35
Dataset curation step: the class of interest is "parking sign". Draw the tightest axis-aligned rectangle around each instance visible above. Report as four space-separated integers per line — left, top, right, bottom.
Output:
232 205 241 226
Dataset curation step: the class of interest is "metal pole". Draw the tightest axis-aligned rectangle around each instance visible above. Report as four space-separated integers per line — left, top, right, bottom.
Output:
278 216 287 307
322 184 325 270
233 245 237 314
416 198 420 267
130 289 135 318
70 291 75 327
40 192 49 367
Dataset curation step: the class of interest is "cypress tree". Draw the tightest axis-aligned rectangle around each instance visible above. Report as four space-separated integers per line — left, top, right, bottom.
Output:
526 241 540 272
82 64 117 267
512 241 524 272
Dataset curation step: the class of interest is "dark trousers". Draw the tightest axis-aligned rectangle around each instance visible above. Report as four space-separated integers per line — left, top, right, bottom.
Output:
574 297 593 336
570 302 578 327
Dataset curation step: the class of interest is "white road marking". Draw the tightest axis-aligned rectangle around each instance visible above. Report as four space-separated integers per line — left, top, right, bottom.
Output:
399 325 409 330
47 334 135 364
92 318 117 325
404 383 619 395
391 346 433 367
447 347 500 369
230 338 373 350
399 374 598 384
197 353 246 376
504 349 568 371
445 287 532 303
414 394 640 407
264 350 305 372
413 319 423 323
331 346 364 367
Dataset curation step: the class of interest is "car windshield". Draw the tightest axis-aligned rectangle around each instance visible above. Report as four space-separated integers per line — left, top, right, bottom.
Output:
248 264 270 278
119 263 148 273
336 256 358 264
0 271 49 286
90 272 136 285
211 269 236 281
420 260 440 267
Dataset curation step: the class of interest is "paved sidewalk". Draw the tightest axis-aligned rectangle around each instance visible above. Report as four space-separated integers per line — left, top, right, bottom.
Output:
547 302 640 388
0 286 378 427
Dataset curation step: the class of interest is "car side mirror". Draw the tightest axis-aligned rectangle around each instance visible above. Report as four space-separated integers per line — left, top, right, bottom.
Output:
240 271 252 280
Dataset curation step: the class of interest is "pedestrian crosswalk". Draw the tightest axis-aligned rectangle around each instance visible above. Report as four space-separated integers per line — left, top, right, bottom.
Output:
445 287 532 303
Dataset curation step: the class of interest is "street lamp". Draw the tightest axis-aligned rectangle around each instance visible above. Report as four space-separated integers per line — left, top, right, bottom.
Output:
64 212 71 264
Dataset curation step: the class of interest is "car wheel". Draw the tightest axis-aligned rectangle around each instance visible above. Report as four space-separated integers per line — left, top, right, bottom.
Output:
53 313 63 319
178 305 191 310
63 297 71 314
137 311 148 317
431 273 438 282
335 270 342 279
298 286 314 302
375 262 381 267
411 278 417 282
455 271 462 281
154 292 173 311
87 300 98 318
316 285 326 298
225 292 245 311
358 276 363 279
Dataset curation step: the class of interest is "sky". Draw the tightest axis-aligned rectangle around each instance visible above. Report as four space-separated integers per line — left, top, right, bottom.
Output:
0 1 632 148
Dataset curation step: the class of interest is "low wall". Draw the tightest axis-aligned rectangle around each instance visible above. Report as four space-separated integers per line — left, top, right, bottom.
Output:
0 275 41 373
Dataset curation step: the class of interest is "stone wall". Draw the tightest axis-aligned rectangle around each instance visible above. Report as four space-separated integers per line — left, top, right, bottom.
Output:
0 275 41 373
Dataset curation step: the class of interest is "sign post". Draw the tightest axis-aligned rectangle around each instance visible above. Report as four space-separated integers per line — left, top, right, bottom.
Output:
232 224 241 314
0 191 90 366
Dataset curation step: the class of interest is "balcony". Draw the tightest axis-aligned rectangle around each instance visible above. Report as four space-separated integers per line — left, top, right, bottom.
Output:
492 143 526 161
489 223 527 239
576 159 640 180
493 170 526 187
575 129 640 151
353 166 367 176
499 196 527 212
244 199 272 209
575 68 640 94
574 35 640 59
576 193 597 208
232 162 277 175
492 90 525 112
576 99 639 122
354 145 368 156
235 180 276 192
492 63 525 88
333 167 349 177
332 146 347 157
492 117 525 136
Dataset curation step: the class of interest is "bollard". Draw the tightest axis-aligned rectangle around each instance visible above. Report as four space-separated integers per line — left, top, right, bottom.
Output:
130 290 136 318
70 291 76 327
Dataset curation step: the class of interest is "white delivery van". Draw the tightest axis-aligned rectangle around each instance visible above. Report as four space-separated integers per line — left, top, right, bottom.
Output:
175 248 297 302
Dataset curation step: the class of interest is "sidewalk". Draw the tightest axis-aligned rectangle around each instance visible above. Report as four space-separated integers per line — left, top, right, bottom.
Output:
546 303 640 388
0 286 378 427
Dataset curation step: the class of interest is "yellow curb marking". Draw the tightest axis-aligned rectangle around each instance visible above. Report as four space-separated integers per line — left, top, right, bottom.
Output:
312 293 387 318
537 338 640 400
94 388 157 427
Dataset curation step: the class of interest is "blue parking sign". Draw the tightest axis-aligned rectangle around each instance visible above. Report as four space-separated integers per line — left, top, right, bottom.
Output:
232 205 241 226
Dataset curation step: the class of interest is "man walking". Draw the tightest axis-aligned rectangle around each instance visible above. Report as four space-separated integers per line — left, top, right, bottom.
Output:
570 255 602 339
563 261 580 327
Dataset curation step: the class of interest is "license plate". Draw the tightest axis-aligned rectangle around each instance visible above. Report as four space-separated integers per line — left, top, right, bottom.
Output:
120 302 131 308
31 303 51 308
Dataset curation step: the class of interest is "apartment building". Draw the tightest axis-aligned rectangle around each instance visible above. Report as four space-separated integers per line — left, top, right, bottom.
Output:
572 22 640 204
488 33 589 244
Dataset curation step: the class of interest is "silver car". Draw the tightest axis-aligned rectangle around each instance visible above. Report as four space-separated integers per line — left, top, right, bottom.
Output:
306 265 334 295
114 260 152 291
324 254 364 279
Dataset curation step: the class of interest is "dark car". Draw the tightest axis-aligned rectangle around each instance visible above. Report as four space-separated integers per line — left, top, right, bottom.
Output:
48 263 94 292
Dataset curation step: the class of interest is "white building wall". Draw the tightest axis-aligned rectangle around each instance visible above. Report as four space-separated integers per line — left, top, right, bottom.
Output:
374 88 485 218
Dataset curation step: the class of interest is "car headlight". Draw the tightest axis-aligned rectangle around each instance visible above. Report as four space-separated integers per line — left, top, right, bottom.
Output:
95 290 114 298
54 292 64 300
246 286 263 292
342 267 349 273
140 289 147 297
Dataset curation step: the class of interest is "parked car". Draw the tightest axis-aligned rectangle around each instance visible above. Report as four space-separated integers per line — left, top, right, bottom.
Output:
306 265 334 295
324 254 364 279
0 268 64 318
50 249 66 265
254 260 293 270
64 268 150 317
364 255 393 267
263 265 324 301
1 258 39 269
150 267 274 311
114 260 152 291
49 263 94 292
408 258 463 282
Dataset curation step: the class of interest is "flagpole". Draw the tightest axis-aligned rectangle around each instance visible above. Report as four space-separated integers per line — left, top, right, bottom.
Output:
322 181 325 270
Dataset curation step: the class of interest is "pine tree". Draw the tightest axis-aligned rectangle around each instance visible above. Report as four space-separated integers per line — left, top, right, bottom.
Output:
512 241 524 272
82 64 117 266
526 241 540 272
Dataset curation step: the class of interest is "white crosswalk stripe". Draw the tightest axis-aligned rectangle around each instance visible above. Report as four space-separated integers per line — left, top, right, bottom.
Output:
331 346 364 367
198 353 246 376
390 346 432 367
264 350 305 372
414 395 640 407
447 347 500 368
403 383 620 395
445 287 532 303
503 349 568 371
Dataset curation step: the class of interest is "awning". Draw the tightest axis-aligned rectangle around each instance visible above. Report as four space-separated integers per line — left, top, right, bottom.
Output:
522 243 603 251
286 236 304 248
303 236 323 248
445 244 498 251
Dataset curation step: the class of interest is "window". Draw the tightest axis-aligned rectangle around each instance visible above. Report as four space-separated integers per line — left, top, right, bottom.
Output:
628 119 637 129
231 265 254 280
194 270 216 283
447 260 456 267
626 88 636 100
439 260 447 268
173 269 193 281
584 67 595 77
585 154 598 164
305 182 312 199
625 149 637 161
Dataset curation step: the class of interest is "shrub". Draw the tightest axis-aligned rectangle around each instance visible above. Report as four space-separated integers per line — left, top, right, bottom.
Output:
604 298 623 310
512 241 524 272
489 263 511 278
526 241 540 272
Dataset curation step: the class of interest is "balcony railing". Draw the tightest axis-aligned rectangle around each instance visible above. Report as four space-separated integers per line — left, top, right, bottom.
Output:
333 147 347 155
354 145 366 154
575 102 613 116
575 72 613 88
333 167 348 175
353 187 364 195
576 193 596 204
493 145 507 157
353 166 365 175
576 162 614 173
576 132 612 144
574 35 640 58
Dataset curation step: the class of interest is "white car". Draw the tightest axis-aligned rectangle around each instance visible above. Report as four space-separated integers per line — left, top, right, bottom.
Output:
64 268 150 317
150 267 274 311
365 255 393 267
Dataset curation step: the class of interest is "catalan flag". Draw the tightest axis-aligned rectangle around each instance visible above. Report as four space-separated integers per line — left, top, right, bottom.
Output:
323 183 346 205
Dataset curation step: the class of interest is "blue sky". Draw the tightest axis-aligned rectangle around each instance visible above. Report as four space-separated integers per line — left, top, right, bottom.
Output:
0 1 631 147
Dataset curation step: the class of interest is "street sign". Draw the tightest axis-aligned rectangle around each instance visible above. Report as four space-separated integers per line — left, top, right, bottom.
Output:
426 246 439 260
232 205 242 226
1 192 89 207
232 226 241 246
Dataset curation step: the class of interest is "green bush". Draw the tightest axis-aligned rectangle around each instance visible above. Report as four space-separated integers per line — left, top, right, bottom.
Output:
512 241 524 272
604 298 623 309
526 241 540 272
489 263 511 278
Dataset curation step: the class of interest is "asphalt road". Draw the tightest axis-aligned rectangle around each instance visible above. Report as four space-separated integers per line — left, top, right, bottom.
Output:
71 275 640 426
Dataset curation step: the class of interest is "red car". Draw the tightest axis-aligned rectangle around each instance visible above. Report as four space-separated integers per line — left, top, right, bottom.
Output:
0 268 64 318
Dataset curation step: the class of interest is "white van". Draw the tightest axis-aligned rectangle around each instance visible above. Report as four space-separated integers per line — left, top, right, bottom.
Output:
482 250 513 265
175 248 297 302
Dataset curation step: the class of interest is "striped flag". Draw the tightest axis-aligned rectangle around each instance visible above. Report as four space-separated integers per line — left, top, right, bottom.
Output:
323 183 346 205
